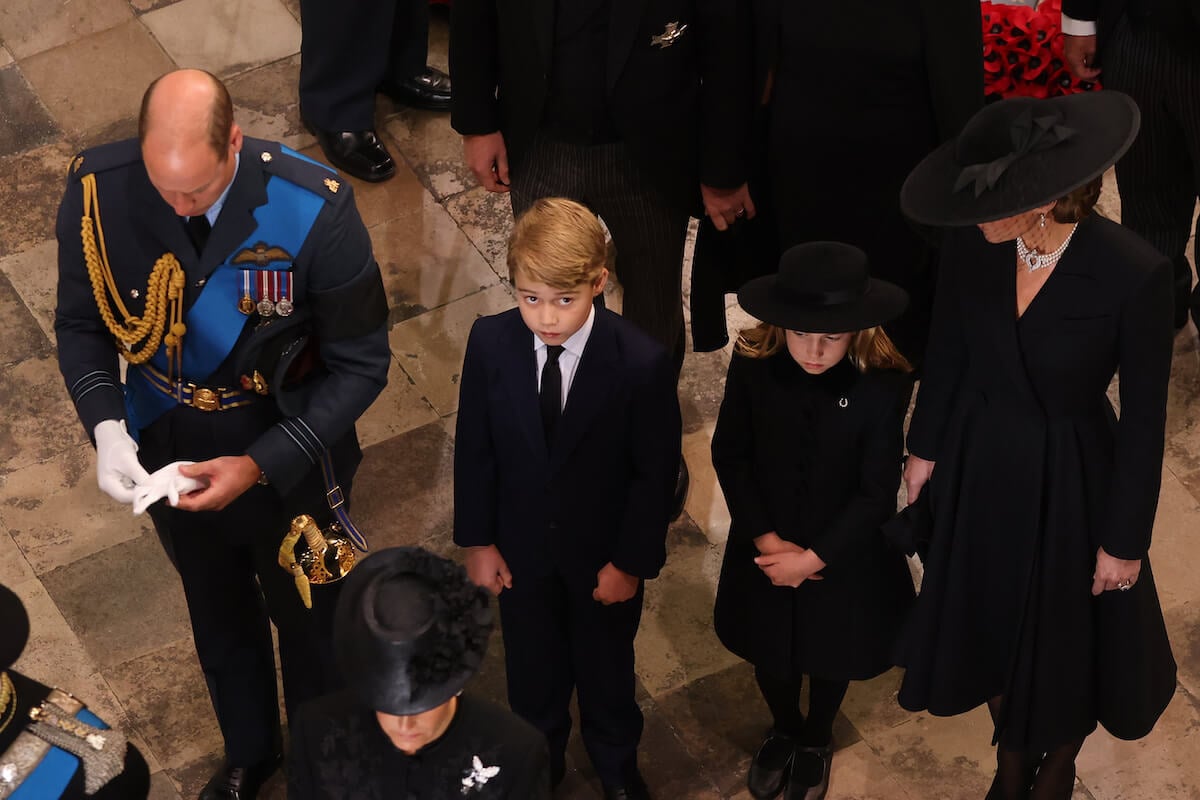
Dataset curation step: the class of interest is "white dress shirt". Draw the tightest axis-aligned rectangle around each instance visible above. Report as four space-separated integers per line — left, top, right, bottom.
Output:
534 304 596 411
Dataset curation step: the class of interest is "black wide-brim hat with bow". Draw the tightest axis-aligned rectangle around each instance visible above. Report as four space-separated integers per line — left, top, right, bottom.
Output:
1 582 30 673
900 91 1140 226
334 547 493 716
738 242 908 333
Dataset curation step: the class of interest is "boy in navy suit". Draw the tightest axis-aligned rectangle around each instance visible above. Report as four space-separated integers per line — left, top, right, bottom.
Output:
454 198 682 800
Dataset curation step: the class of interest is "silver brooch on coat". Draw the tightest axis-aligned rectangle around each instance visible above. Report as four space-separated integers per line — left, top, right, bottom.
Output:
838 397 849 408
461 755 501 794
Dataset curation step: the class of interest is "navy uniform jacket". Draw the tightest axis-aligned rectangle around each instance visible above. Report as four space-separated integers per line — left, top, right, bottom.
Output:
54 137 390 494
452 308 681 582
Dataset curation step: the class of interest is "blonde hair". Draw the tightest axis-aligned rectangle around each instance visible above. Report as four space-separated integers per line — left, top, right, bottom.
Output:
507 198 608 290
734 322 913 373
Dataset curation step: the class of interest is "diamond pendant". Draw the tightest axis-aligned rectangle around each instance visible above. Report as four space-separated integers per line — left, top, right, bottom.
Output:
1025 251 1043 271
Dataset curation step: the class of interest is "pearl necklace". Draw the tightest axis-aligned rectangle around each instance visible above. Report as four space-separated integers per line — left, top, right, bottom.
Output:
1016 223 1079 272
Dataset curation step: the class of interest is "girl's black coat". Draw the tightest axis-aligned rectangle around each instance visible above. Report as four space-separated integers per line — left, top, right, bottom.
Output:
711 354 915 679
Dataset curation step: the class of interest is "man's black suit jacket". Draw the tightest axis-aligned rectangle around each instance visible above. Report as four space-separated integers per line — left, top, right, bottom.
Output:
449 0 751 214
1063 0 1200 51
453 308 682 584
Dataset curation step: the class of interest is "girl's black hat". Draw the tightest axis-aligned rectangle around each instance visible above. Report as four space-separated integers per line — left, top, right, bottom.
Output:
737 242 908 333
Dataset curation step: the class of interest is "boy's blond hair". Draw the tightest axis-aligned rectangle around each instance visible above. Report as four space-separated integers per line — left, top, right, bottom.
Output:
734 322 913 374
507 198 608 290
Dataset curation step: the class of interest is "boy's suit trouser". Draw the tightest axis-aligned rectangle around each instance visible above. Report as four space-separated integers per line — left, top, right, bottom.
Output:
497 568 645 788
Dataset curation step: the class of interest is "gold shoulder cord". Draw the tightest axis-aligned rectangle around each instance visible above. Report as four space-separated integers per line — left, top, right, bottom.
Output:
79 173 187 378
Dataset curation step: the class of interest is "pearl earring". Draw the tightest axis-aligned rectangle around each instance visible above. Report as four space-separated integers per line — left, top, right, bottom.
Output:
1039 212 1047 229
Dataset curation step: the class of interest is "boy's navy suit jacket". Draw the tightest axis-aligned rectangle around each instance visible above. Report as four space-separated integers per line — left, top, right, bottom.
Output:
454 307 682 584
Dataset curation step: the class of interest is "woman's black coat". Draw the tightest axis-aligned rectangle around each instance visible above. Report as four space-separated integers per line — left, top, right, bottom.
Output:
712 354 915 680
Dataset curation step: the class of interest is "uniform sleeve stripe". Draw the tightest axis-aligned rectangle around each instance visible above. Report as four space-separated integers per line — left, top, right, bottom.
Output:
279 425 319 464
73 382 117 403
70 371 117 398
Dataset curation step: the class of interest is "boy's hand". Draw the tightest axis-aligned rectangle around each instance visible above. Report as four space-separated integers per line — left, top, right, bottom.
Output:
753 532 804 556
754 549 826 588
593 562 640 605
465 545 513 596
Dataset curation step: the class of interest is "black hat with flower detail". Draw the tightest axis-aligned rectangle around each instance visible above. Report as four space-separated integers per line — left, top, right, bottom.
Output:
333 547 494 716
900 91 1140 226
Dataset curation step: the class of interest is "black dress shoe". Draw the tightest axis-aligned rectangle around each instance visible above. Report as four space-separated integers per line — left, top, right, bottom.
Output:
670 457 689 522
198 754 281 800
747 733 795 799
311 129 396 183
380 66 452 111
603 771 651 800
784 745 831 800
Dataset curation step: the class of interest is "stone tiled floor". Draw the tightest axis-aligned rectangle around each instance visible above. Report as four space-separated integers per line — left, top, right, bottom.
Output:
1 4 1198 799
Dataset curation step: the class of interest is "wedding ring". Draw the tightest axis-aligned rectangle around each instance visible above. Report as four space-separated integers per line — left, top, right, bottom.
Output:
735 208 746 218
1118 580 1132 591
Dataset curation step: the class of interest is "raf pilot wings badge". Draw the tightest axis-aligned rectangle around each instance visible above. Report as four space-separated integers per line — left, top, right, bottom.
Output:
651 21 688 49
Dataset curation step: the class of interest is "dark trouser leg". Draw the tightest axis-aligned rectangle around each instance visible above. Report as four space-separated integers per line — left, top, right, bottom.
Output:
386 0 431 84
1103 19 1200 328
567 581 646 788
798 676 849 747
497 572 576 781
753 665 805 737
298 0 395 129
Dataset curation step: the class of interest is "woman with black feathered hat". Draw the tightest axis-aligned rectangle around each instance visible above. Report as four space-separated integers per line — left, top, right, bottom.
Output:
897 92 1177 799
711 243 916 800
0 582 150 799
287 547 550 799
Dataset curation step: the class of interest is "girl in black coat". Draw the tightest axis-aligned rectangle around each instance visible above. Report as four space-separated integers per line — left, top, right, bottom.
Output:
711 243 916 800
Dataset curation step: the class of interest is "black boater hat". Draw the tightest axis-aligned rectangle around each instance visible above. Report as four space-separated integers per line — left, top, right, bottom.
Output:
334 547 493 716
737 242 908 333
1 583 30 673
900 91 1140 226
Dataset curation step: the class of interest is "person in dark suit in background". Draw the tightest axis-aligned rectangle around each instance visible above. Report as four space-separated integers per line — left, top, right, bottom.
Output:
689 0 981 364
898 93 1176 800
1062 0 1200 328
299 0 453 182
453 199 681 800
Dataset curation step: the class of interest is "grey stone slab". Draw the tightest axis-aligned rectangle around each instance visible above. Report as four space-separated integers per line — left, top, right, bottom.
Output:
0 268 52 367
0 64 60 158
0 140 76 259
228 55 315 152
0 0 132 59
0 240 59 348
0 354 89 473
140 0 300 79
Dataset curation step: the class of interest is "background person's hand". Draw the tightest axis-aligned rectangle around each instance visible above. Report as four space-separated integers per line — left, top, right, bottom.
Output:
463 132 511 192
701 182 755 231
904 455 936 504
1091 546 1141 595
465 544 513 596
173 456 261 512
1063 34 1102 81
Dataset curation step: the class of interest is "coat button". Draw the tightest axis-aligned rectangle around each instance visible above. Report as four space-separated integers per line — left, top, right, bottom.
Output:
548 522 558 531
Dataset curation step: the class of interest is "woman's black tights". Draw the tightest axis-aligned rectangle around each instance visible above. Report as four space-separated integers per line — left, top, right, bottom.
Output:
985 696 1086 800
754 666 849 747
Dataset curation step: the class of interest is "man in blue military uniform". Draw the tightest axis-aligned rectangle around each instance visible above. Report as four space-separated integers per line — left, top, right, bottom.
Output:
54 69 391 800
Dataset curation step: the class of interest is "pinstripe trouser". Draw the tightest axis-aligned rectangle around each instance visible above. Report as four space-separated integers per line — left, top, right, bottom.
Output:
511 135 691 374
1104 17 1200 324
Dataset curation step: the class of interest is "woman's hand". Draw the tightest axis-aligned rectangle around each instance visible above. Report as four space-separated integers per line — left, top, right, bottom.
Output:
1092 546 1142 596
904 455 936 504
754 549 826 588
754 532 804 556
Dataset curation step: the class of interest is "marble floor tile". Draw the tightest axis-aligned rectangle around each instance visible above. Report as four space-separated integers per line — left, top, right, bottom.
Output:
355 356 439 449
352 420 456 555
382 111 476 202
680 346 735 434
0 529 36 586
0 269 51 367
39 531 191 668
0 47 11 68
0 0 132 60
148 771 183 800
1076 688 1200 800
296 142 426 230
443 185 515 272
636 516 740 696
0 240 58 346
637 693 725 799
682 423 731 543
387 284 515 416
20 21 173 139
366 186 504 324
824 740 918 800
0 65 60 158
0 140 76 259
0 354 89 473
837 668 918 742
1142 470 1200 612
867 705 997 800
228 55 314 152
1163 600 1200 702
140 0 300 79
0 442 149 574
106 637 223 771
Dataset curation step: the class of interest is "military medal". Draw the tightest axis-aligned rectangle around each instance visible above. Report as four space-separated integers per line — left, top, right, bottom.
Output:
275 271 294 317
256 271 275 317
238 270 256 315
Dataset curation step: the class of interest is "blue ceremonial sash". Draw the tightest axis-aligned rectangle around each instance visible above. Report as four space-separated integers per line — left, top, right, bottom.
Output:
10 708 108 800
125 154 327 434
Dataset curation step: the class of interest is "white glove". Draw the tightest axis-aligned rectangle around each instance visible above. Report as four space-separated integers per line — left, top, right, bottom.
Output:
94 419 151 504
132 461 205 515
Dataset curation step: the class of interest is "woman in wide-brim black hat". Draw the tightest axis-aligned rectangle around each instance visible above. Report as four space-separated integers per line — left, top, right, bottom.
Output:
896 91 1177 800
0 583 150 799
712 242 918 800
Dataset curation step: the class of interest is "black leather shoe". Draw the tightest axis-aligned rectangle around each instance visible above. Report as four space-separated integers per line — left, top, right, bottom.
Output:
603 771 651 800
311 129 396 183
380 66 452 111
670 457 689 522
198 754 281 800
784 745 831 800
748 733 795 799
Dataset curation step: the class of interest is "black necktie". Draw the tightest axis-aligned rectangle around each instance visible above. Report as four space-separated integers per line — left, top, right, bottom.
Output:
540 345 565 444
182 214 211 254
